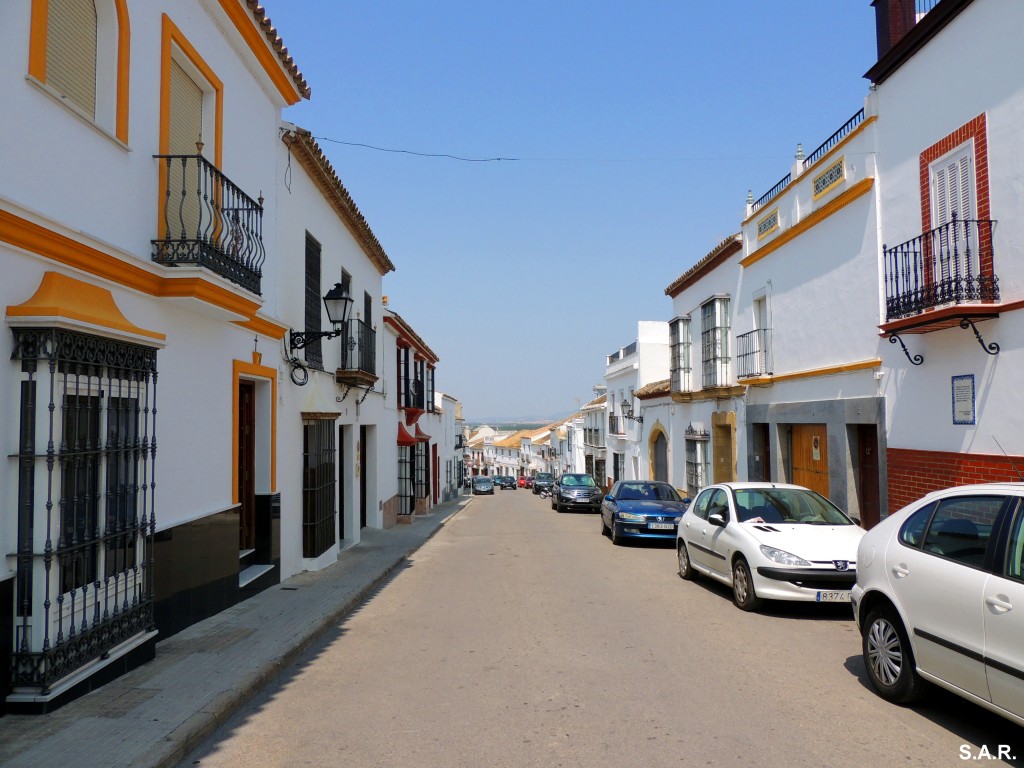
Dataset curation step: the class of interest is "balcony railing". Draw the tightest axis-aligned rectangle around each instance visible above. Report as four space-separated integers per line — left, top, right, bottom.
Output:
401 378 425 410
752 174 791 212
884 216 999 321
341 319 376 376
152 154 266 294
804 109 865 167
736 328 773 378
608 415 625 435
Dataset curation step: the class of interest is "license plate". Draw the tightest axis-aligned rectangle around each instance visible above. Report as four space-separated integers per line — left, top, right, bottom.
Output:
648 522 675 530
816 591 850 603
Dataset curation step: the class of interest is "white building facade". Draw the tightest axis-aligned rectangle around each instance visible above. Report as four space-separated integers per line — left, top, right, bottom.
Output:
868 0 1024 512
1 0 312 711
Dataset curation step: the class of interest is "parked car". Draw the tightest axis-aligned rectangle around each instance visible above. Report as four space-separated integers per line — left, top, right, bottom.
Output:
533 472 554 496
676 482 865 611
472 477 494 495
552 473 602 513
523 476 534 489
852 483 1024 727
601 481 690 545
499 475 517 490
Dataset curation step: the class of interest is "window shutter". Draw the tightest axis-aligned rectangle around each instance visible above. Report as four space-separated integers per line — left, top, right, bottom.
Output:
46 0 98 117
167 61 204 240
304 234 323 369
932 146 974 225
168 60 203 155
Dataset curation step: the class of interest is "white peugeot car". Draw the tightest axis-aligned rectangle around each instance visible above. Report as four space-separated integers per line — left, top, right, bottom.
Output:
676 482 865 611
852 483 1024 727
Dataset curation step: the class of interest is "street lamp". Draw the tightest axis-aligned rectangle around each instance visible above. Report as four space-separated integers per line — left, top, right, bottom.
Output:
290 283 354 350
621 398 644 424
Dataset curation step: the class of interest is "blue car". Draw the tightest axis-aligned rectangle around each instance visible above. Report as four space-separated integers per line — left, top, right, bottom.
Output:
601 481 689 545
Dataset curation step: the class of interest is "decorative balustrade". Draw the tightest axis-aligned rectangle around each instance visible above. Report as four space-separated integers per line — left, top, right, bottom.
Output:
804 109 865 167
884 216 999 321
340 319 376 376
152 154 265 294
736 328 773 378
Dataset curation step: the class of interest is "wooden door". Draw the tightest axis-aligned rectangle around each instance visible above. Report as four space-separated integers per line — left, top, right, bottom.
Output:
857 425 880 528
791 424 829 498
238 380 256 550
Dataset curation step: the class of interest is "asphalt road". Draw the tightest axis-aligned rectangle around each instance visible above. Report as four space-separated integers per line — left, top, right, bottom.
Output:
180 489 1024 768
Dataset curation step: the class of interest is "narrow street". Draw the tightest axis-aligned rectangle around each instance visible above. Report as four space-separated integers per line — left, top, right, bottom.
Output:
181 491 1023 768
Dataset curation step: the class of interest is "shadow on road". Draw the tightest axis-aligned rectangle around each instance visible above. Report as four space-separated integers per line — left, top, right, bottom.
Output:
843 654 1024 764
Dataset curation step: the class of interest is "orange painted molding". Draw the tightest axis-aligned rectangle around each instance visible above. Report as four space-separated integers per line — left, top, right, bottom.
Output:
7 271 165 341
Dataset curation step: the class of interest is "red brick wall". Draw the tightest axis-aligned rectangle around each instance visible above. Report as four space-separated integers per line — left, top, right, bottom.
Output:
887 447 1024 514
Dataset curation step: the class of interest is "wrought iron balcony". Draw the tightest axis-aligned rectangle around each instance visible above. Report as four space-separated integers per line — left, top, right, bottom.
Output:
335 319 377 387
152 154 266 294
884 216 998 322
608 415 625 435
401 378 425 411
736 328 773 378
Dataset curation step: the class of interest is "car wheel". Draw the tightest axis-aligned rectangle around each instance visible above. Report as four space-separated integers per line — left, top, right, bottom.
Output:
863 605 924 704
731 558 763 611
610 521 620 545
601 514 610 536
677 541 694 580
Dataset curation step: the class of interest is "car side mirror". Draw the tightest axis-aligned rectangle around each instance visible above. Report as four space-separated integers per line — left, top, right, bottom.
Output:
708 512 727 528
605 494 614 502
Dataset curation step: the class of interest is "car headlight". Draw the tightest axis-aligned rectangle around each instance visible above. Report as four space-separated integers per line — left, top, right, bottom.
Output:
759 545 811 567
617 511 645 522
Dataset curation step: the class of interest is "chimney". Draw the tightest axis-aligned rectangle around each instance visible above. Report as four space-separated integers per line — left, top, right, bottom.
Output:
872 0 917 59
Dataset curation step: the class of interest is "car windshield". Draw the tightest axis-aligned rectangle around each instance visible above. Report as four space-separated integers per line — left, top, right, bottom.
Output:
617 482 682 502
732 488 853 525
536 474 553 481
561 475 597 487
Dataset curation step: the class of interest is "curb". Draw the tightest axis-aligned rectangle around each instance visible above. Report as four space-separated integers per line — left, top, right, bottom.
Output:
153 498 471 768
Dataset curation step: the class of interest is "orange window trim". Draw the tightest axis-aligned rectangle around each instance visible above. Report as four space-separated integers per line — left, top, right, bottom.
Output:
28 0 48 80
28 0 131 143
232 354 278 503
114 0 130 143
158 15 224 239
159 15 223 163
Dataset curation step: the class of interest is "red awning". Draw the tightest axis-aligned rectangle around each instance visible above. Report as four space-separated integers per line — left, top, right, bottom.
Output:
414 425 431 442
397 423 418 446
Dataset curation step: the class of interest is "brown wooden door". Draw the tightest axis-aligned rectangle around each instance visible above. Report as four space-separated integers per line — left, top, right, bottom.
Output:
791 424 829 498
238 380 256 549
857 424 880 528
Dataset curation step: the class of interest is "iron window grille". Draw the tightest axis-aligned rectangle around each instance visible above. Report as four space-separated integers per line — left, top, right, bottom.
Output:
414 443 428 500
302 418 336 558
685 425 710 498
701 298 731 388
670 317 692 393
736 328 773 378
11 327 157 694
397 446 414 516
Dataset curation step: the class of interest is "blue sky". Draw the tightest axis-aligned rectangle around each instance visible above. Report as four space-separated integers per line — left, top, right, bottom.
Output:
269 1 879 422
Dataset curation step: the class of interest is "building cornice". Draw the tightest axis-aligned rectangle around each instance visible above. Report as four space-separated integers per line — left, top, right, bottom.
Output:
282 129 396 276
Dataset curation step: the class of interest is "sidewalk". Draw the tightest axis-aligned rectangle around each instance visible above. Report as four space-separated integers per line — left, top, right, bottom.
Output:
0 496 472 768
